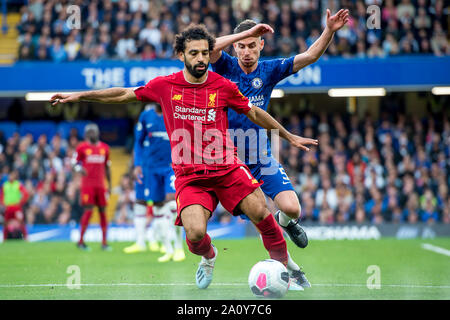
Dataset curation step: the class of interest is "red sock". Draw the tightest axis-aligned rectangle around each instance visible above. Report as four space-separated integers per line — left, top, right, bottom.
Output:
186 233 215 259
255 214 288 266
79 209 93 244
99 211 108 246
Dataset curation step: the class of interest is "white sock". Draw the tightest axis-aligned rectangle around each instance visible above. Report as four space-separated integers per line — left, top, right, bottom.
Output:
161 201 177 254
174 226 184 250
134 203 147 247
147 221 156 243
160 218 174 255
151 206 163 243
286 252 300 272
277 210 293 227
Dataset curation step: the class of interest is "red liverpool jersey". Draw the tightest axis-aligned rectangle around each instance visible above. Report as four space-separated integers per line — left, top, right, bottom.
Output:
75 141 110 188
134 71 252 177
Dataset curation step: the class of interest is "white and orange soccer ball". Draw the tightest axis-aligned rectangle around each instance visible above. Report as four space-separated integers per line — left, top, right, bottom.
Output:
248 259 290 298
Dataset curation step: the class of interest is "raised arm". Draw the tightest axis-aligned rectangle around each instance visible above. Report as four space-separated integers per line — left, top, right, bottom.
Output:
292 9 349 72
210 24 274 64
50 87 138 105
245 106 318 152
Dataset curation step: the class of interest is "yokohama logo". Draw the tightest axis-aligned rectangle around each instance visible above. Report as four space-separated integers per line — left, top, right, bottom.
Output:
207 109 216 121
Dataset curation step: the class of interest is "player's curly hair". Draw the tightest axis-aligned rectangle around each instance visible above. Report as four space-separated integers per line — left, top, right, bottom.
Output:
174 24 216 54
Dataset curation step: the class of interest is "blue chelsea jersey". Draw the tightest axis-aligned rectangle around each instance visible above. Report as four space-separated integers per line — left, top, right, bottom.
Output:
211 51 295 164
134 108 171 168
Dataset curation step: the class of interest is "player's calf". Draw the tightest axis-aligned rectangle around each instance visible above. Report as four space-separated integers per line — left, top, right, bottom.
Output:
238 189 288 266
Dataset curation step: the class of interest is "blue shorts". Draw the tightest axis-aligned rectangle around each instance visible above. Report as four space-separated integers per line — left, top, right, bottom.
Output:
238 158 295 221
135 166 176 202
247 157 295 200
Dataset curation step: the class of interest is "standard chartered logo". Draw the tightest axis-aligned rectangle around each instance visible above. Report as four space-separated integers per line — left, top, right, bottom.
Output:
207 109 216 122
173 105 218 122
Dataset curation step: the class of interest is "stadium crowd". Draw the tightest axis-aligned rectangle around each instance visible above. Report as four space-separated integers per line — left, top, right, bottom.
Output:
275 107 450 225
0 129 84 226
16 0 449 62
1 106 449 226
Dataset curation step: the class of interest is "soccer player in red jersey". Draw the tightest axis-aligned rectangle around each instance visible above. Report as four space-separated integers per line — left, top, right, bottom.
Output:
73 124 112 251
1 169 29 240
51 25 318 289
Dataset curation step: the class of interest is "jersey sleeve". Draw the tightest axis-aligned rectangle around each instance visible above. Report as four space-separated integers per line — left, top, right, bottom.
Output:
75 144 83 163
105 144 111 167
266 56 295 85
224 80 252 115
133 112 146 167
211 51 235 76
134 76 165 102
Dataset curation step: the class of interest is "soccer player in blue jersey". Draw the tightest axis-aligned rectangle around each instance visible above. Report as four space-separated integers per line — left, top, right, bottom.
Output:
124 103 185 262
210 9 349 287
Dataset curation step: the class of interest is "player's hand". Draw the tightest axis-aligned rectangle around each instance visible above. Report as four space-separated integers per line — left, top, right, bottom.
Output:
50 93 81 106
326 8 350 32
288 135 319 152
246 23 274 38
134 166 143 184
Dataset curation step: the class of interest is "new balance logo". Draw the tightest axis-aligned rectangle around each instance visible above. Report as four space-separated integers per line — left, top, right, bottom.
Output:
172 94 182 100
207 109 216 122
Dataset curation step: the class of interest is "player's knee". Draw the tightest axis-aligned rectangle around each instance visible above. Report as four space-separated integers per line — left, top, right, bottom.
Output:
185 226 206 242
279 202 301 219
251 201 270 224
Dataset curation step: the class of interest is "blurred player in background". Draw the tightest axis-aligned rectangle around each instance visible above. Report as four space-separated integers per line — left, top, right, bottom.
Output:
50 24 318 290
0 169 29 240
210 8 349 288
73 124 112 251
124 103 186 262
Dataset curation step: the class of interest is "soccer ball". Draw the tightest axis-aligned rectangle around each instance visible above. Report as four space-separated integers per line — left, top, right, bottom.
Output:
248 259 290 298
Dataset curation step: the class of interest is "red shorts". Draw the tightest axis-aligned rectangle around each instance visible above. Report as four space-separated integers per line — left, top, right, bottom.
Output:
80 186 108 207
174 165 263 226
4 205 25 222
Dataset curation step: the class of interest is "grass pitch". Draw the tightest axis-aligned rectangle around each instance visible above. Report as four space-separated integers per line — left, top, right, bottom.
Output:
0 238 449 300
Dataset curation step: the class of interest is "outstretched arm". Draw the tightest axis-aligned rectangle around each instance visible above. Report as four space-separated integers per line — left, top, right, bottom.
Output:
292 8 349 72
246 106 318 152
210 24 274 64
50 87 138 105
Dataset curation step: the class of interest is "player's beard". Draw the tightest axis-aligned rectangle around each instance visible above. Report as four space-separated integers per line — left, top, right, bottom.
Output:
239 56 257 68
89 136 99 144
185 58 208 79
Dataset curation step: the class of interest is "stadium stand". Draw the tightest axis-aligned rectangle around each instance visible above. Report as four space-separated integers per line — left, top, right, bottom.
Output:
11 0 449 62
1 107 448 226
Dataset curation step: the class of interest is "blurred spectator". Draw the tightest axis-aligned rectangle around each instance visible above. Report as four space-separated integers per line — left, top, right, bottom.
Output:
113 174 135 224
49 37 67 62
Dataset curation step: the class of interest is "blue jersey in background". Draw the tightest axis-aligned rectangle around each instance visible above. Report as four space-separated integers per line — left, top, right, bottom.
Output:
134 108 171 169
134 108 175 202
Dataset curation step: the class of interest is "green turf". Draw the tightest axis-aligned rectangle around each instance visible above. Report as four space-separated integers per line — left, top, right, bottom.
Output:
0 238 449 300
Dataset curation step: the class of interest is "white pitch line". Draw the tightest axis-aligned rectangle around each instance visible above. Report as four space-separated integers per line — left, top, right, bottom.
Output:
421 243 450 257
1 283 449 289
